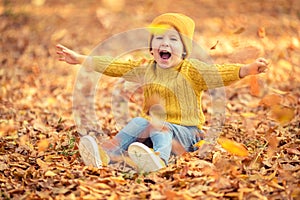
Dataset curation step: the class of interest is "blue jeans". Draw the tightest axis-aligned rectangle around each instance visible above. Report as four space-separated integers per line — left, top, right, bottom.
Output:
103 117 203 164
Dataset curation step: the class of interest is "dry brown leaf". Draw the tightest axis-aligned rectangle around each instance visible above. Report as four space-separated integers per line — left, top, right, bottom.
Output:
233 27 245 34
0 162 9 171
265 132 279 157
285 148 300 155
110 176 127 185
36 158 49 171
165 190 193 200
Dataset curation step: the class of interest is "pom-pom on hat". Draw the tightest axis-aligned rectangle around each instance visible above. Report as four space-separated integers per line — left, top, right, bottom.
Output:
148 13 195 58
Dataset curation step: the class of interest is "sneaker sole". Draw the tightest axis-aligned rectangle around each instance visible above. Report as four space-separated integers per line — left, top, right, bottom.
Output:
128 142 164 172
78 135 102 168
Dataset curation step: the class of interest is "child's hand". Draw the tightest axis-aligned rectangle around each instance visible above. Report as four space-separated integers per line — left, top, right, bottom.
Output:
239 58 269 78
56 44 85 65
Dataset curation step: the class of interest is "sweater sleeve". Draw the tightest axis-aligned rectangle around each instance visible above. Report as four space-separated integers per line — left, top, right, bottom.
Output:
186 59 242 90
90 56 147 83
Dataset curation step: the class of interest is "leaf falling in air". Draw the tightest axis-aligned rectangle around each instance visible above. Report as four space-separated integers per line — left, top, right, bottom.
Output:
250 76 260 97
257 27 266 38
233 27 245 34
210 40 219 50
270 105 295 125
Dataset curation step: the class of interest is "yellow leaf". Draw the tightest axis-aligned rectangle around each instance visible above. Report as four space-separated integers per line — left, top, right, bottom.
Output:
240 112 256 118
217 137 249 157
194 140 208 148
98 146 109 167
46 97 57 107
268 87 287 95
37 139 49 152
45 170 57 177
270 105 295 125
110 176 127 185
264 169 277 181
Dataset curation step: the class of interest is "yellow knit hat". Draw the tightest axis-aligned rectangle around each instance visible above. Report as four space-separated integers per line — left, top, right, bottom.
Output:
149 13 195 58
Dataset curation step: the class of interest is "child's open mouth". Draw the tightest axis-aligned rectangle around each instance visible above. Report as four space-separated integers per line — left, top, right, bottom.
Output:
159 50 171 60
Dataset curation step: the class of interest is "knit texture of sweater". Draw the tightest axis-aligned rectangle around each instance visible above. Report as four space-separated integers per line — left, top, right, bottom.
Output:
90 56 242 129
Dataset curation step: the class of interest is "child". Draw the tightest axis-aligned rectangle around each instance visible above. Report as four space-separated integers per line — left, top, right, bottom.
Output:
56 13 268 172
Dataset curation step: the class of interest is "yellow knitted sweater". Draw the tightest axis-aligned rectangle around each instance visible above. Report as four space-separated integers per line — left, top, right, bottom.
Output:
90 56 242 129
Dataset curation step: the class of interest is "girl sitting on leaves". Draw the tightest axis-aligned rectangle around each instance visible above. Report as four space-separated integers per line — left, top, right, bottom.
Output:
56 13 268 172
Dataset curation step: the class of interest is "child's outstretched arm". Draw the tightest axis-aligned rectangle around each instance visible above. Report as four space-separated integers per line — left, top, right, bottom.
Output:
56 44 87 65
239 58 269 78
56 44 145 81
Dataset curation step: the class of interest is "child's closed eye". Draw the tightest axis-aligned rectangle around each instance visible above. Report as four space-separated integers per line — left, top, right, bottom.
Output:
155 36 163 40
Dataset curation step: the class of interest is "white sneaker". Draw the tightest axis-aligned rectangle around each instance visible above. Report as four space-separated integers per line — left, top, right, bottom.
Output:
78 135 102 168
128 142 166 173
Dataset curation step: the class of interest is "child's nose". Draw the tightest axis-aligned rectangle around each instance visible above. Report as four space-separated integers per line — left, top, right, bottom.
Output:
161 38 170 47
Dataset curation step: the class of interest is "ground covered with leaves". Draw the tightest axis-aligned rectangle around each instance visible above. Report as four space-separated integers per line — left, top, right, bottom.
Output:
1 0 300 199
